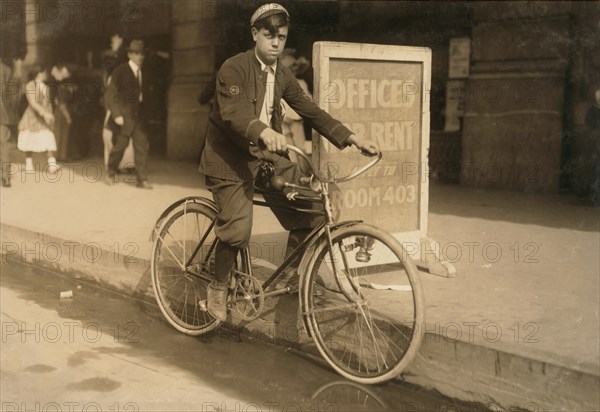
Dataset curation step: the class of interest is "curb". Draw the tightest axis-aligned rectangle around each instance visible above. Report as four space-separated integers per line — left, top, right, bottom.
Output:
1 223 599 411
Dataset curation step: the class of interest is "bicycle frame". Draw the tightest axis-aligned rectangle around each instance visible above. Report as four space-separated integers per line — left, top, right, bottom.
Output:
150 146 425 383
151 145 381 298
249 198 362 293
248 145 381 293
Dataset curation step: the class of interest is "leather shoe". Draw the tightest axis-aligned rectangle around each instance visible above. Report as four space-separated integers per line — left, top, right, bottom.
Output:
136 180 153 190
207 282 228 321
103 173 116 186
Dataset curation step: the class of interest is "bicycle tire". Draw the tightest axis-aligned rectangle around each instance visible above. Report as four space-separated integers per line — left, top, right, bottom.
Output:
302 223 424 384
151 201 224 335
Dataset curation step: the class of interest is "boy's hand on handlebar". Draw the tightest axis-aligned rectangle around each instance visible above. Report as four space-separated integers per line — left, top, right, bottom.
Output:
259 128 287 154
348 135 380 156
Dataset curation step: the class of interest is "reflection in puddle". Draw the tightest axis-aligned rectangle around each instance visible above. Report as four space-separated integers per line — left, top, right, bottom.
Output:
312 380 388 411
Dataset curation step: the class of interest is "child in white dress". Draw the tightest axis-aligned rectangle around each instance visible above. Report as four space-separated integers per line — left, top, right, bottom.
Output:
17 66 59 173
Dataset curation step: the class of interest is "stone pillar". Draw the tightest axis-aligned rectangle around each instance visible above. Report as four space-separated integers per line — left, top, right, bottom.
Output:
565 4 600 196
168 0 221 160
23 0 42 66
462 2 572 192
0 0 26 61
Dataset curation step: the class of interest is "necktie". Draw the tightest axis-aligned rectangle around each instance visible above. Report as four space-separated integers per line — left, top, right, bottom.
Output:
136 68 142 102
271 68 283 132
261 66 275 126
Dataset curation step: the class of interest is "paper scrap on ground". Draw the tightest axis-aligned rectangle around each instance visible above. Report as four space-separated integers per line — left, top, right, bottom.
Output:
364 282 412 291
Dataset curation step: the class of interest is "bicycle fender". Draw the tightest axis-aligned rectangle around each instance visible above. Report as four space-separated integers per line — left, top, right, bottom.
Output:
149 196 218 241
297 220 362 338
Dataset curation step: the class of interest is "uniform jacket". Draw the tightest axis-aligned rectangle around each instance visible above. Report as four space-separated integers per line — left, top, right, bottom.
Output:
200 49 353 182
105 62 145 136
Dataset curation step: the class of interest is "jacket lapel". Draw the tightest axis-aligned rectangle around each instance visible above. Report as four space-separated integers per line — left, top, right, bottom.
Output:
127 64 140 101
251 52 267 117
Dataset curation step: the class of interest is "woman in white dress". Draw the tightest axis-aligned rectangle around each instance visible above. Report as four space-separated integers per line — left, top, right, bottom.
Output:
17 66 59 173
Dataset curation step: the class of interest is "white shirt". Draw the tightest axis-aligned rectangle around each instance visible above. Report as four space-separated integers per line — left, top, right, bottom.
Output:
255 51 277 126
128 60 142 102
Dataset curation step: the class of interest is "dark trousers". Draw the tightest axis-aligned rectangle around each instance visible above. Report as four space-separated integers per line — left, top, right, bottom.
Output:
1 125 12 182
205 154 324 284
53 108 71 160
107 121 149 181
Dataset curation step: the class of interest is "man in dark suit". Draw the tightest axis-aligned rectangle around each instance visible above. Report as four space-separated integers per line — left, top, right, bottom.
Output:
199 3 379 320
1 58 19 187
104 38 152 189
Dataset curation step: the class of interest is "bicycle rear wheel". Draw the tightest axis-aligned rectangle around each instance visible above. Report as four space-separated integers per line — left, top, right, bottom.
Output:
151 201 223 335
302 223 424 384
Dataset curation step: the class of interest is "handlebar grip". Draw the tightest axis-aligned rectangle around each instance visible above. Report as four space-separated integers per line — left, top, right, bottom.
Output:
360 149 380 157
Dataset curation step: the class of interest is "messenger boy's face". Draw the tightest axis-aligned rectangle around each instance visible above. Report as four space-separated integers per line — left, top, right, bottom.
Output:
252 25 288 66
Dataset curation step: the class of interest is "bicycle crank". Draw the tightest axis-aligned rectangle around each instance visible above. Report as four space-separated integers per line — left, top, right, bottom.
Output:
231 273 265 321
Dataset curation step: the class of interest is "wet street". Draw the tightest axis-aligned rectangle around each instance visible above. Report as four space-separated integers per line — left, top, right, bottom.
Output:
1 260 489 412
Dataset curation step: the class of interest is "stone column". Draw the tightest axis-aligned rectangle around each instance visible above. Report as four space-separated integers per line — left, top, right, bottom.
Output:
168 0 221 160
461 2 572 192
565 4 600 196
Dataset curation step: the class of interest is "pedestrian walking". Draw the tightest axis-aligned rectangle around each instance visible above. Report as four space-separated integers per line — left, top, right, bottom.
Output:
47 64 72 162
104 38 152 189
1 58 20 187
17 66 59 174
102 30 135 171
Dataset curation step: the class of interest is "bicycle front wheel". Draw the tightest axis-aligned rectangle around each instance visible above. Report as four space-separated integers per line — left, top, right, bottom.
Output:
302 224 424 384
151 201 222 335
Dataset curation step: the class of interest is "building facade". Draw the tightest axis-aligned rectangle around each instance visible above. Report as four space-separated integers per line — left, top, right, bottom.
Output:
4 0 599 193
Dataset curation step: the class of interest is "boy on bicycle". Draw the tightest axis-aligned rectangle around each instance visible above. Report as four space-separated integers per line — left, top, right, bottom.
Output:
199 3 379 321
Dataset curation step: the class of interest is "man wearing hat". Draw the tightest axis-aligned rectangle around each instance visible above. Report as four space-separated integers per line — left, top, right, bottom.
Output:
104 38 152 189
200 3 379 320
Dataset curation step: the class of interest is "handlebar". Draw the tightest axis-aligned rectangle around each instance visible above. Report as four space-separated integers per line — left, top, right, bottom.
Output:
286 145 382 185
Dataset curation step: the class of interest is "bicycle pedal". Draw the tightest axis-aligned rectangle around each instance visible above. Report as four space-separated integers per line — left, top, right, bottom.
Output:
198 300 208 312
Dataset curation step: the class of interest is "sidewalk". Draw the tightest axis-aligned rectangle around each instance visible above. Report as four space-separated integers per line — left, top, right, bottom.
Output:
1 155 599 410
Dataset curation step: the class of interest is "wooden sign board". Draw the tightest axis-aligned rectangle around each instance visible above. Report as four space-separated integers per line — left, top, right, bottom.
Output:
312 42 454 276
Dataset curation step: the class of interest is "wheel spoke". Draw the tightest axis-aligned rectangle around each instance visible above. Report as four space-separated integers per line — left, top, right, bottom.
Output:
317 310 355 342
151 203 233 335
165 225 186 259
356 304 388 372
183 201 187 265
368 307 415 344
153 229 185 270
306 225 423 382
304 301 363 316
185 269 214 284
186 217 216 268
371 316 403 360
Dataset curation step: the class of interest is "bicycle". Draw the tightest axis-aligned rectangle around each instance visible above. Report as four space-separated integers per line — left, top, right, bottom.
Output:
150 145 424 384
